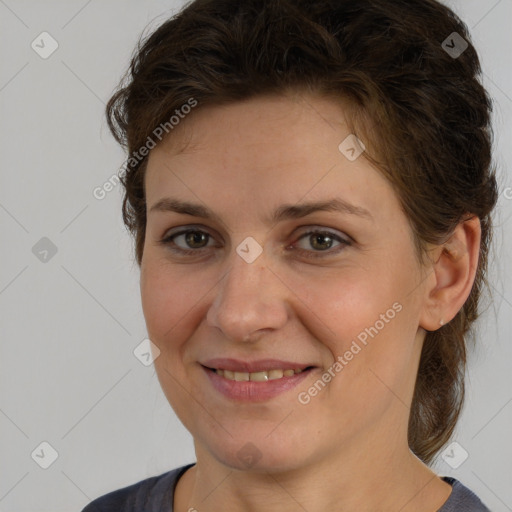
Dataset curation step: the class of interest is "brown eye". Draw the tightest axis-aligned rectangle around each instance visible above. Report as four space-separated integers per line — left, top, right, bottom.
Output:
292 228 351 259
183 231 210 248
309 233 335 251
161 228 215 253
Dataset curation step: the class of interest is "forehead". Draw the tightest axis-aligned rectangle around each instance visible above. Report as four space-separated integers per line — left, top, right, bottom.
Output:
144 94 397 221
149 93 351 161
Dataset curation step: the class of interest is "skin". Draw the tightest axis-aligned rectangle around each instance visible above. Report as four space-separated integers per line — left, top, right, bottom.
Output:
140 93 481 512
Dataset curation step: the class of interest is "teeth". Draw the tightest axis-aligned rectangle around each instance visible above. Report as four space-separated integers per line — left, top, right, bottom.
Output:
268 369 284 380
215 368 306 381
250 371 268 382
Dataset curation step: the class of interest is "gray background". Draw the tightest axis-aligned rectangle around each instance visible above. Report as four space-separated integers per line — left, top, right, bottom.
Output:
0 1 511 511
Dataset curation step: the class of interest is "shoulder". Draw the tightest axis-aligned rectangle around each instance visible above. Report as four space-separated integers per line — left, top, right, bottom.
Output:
81 464 195 512
439 477 491 511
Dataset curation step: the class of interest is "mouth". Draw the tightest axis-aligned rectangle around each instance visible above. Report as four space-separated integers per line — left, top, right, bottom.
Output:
200 359 318 402
204 366 314 382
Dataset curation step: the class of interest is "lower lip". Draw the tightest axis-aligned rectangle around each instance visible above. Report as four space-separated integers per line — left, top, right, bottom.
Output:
202 366 314 402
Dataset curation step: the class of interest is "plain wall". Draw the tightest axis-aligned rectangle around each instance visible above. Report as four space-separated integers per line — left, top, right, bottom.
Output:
1 1 511 510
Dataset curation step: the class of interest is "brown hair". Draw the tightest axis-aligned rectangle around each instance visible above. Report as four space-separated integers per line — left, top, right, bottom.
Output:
106 0 498 464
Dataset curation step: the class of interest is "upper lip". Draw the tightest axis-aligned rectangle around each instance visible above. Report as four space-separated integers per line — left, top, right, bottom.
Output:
201 358 315 373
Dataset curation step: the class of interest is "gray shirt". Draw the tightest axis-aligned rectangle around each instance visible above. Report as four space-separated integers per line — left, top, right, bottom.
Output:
82 464 491 511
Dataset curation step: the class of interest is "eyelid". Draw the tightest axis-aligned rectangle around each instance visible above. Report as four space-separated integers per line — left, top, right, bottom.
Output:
292 225 353 244
159 225 221 256
287 227 351 256
161 224 219 242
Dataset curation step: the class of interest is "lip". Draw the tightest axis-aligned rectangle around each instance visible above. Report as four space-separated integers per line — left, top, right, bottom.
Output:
201 358 312 373
201 359 317 402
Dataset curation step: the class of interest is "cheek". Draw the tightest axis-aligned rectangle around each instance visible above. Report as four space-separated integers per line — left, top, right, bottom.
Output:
140 259 209 427
297 278 417 429
140 257 207 343
290 267 400 347
292 258 421 389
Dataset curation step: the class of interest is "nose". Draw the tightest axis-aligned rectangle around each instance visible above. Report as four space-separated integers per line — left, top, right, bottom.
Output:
206 249 289 343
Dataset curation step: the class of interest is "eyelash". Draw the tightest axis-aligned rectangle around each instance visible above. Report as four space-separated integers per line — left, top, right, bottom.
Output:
159 226 352 259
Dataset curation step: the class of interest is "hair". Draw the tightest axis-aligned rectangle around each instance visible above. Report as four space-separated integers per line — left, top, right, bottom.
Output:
106 0 498 465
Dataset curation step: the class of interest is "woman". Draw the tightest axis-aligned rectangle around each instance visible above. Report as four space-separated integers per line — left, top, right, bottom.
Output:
84 0 497 510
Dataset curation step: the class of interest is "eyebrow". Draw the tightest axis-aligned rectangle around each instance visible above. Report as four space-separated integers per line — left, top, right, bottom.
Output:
148 197 373 223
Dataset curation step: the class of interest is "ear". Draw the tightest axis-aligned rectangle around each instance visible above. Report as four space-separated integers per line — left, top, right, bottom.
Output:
419 216 481 331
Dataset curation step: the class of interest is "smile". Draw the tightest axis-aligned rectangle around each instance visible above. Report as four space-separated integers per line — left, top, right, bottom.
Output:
201 360 317 402
213 368 305 381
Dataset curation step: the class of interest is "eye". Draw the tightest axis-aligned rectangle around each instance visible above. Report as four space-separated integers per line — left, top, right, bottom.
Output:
159 225 351 259
160 227 217 254
291 228 351 258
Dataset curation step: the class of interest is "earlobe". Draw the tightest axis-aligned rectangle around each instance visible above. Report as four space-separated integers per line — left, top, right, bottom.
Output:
419 216 481 332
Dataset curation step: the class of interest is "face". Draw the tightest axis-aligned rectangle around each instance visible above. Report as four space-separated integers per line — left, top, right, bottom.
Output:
140 93 431 472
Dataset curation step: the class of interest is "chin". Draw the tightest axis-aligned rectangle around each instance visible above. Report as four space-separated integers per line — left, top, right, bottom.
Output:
201 434 313 474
